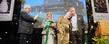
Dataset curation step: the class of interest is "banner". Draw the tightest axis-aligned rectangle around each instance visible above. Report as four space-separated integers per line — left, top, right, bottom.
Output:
0 0 15 21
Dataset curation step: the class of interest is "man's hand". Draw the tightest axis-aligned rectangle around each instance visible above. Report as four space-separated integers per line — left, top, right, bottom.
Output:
34 15 38 20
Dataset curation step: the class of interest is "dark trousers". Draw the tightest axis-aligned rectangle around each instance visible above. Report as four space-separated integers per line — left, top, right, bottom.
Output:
70 31 82 44
19 33 33 44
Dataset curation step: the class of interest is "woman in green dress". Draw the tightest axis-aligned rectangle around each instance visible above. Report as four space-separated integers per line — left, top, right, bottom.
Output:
42 12 56 44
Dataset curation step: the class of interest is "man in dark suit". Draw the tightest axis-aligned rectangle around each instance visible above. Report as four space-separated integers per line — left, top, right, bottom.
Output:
18 5 38 44
69 7 85 44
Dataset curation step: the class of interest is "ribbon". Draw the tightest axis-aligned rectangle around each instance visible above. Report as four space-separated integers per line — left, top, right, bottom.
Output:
45 27 50 44
44 20 53 44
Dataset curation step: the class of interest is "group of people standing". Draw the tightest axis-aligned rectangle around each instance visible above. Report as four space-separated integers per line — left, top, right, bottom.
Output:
57 7 84 44
18 5 85 44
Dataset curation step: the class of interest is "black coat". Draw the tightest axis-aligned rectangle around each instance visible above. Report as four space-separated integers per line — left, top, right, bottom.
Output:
77 15 85 37
18 12 35 34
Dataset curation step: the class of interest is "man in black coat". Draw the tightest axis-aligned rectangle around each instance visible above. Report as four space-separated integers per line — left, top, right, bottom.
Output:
18 5 38 44
69 7 85 44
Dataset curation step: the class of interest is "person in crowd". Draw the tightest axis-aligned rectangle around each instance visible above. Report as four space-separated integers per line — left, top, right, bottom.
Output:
18 5 38 44
70 7 84 44
57 9 72 44
41 11 56 44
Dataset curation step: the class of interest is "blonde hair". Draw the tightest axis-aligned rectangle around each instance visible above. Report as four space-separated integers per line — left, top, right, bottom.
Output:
46 11 53 20
68 7 76 12
47 11 52 16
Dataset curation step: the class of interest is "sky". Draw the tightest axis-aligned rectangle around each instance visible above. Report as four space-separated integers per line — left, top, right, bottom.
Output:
80 0 86 6
25 0 88 23
25 0 44 6
25 0 86 6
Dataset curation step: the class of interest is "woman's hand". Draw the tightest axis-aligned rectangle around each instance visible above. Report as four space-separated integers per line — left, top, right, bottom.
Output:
52 23 56 27
51 23 56 29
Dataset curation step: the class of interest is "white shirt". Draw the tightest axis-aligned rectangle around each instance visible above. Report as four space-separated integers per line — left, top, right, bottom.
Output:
71 15 78 31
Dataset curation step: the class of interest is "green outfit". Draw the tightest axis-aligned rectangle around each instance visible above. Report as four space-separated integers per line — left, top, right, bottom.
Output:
42 20 55 44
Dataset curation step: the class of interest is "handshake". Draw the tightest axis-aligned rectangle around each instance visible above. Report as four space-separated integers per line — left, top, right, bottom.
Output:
34 15 39 20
